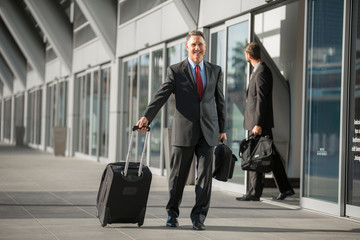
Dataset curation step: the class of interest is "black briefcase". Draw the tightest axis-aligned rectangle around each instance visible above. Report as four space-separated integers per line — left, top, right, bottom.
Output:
239 134 274 173
96 126 152 227
213 142 237 182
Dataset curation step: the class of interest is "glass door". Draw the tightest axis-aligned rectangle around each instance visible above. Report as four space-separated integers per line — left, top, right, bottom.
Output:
347 0 360 218
210 15 250 193
303 0 344 214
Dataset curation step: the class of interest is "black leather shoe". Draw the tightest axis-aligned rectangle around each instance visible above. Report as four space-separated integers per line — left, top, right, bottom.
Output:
275 189 295 200
166 216 179 227
192 221 205 230
236 194 260 201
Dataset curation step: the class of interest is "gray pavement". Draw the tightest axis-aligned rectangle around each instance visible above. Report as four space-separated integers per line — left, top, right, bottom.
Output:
0 143 359 240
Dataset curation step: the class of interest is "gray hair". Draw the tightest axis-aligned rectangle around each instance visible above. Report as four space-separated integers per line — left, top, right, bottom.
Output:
186 30 206 44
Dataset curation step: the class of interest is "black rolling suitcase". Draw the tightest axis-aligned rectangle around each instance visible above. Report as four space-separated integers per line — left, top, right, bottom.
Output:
96 126 152 227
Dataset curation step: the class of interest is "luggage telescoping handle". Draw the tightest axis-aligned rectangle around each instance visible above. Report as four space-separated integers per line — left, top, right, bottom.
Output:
124 125 151 177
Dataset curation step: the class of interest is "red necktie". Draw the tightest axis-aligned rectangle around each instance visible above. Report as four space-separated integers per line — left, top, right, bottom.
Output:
195 65 204 99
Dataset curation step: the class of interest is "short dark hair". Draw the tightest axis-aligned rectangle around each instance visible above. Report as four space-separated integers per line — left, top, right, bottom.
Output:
244 42 261 60
186 30 206 44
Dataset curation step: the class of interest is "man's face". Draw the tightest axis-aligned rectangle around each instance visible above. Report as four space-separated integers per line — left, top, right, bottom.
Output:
245 51 251 63
186 35 206 64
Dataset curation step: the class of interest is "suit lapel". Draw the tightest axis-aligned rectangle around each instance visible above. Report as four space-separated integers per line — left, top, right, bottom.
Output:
204 61 212 96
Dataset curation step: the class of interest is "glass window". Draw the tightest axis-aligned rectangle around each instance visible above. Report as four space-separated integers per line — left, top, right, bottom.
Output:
304 0 343 202
225 22 248 185
347 1 360 207
149 49 164 168
4 98 11 140
91 71 99 156
14 95 24 128
36 90 42 145
100 67 111 158
123 59 138 161
138 55 149 159
27 90 42 145
77 74 91 154
166 42 187 127
211 30 225 70
0 100 2 139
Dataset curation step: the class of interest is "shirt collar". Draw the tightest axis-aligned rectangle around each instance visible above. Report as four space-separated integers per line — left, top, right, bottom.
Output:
188 57 205 70
253 61 262 72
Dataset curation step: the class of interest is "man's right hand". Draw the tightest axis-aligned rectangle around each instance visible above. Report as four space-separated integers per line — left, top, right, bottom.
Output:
136 117 149 131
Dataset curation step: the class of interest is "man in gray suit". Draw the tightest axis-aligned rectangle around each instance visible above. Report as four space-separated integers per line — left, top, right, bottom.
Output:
136 30 227 230
236 42 294 201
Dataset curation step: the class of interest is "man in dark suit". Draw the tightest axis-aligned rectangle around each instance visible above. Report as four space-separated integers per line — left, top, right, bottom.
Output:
136 30 227 230
236 42 294 201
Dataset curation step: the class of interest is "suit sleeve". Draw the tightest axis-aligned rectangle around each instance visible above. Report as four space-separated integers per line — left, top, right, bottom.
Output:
254 69 272 127
143 66 175 124
215 67 226 133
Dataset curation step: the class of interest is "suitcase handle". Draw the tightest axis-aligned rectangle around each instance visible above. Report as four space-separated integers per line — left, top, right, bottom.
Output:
124 125 151 177
132 125 151 131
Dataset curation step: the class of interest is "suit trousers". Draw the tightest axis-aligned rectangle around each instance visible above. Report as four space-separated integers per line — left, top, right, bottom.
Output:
248 130 293 197
166 135 214 223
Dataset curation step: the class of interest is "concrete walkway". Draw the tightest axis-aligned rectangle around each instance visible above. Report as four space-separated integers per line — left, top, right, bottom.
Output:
0 143 359 240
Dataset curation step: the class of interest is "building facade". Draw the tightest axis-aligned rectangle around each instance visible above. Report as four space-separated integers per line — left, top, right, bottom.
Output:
0 0 359 219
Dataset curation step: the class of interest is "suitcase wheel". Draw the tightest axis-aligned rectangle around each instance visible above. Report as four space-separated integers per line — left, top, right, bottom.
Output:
137 207 146 227
101 207 109 227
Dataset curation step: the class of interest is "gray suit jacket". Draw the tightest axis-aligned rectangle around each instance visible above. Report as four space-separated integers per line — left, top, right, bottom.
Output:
143 59 226 147
244 62 274 131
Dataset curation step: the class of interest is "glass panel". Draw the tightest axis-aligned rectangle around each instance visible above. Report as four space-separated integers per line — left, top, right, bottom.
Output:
14 95 24 127
304 0 343 202
4 99 11 140
348 1 360 207
92 71 99 156
139 55 149 159
28 93 33 143
211 30 225 70
100 68 110 157
36 90 42 145
166 42 187 128
150 49 164 168
254 2 299 168
49 85 55 147
78 76 86 153
225 21 248 185
59 82 65 126
85 73 91 154
124 59 138 161
0 100 1 138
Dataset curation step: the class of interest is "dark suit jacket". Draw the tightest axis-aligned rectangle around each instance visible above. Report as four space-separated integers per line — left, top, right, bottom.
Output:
143 59 226 147
244 62 274 131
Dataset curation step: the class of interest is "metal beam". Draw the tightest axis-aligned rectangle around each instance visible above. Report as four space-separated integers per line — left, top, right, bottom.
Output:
76 0 117 59
0 0 45 81
0 18 26 88
173 0 198 31
24 0 72 73
0 53 13 92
